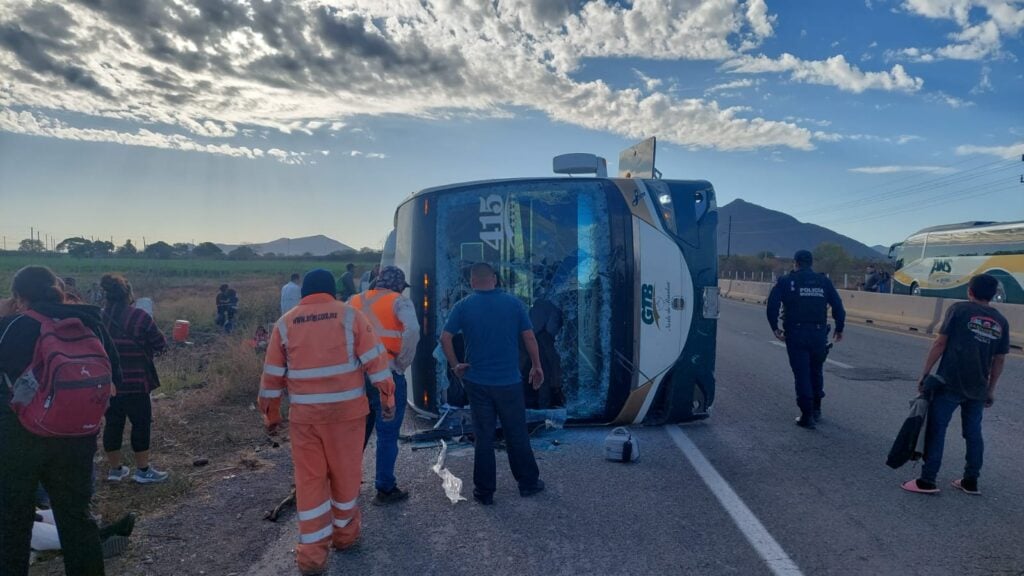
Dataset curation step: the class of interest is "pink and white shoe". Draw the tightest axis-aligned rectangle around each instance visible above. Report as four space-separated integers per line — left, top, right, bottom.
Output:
952 478 981 495
901 479 940 494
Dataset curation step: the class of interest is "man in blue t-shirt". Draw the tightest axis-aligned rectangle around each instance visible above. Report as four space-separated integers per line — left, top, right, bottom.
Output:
440 262 545 505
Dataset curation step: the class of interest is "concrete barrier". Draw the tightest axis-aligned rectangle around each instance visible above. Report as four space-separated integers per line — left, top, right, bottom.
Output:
721 279 1024 349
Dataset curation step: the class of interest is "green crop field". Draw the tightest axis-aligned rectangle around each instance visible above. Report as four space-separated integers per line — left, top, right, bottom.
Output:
0 252 382 297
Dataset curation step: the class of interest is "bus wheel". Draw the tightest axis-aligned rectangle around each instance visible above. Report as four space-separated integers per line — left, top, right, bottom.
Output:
911 283 921 296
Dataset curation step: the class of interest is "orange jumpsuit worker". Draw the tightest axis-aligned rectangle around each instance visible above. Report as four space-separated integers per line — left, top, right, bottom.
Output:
258 269 395 576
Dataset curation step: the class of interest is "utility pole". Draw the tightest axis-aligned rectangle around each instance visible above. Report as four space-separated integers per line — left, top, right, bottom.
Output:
726 216 733 258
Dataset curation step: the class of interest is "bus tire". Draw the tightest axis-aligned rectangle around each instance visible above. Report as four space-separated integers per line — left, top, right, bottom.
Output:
985 270 1022 305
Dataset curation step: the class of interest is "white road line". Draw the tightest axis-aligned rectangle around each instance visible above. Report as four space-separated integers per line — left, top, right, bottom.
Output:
667 426 804 576
768 340 853 369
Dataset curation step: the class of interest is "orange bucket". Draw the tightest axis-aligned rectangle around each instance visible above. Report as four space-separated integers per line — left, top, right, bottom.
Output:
172 320 190 343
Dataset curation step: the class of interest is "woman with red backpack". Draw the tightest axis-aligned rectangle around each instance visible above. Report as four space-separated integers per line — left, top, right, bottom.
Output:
99 274 169 484
0 265 122 576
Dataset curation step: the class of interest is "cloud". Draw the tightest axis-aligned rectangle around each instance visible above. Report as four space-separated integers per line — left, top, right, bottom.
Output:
813 131 922 144
970 65 994 93
0 107 307 163
848 165 957 174
894 0 1024 61
722 53 925 92
745 0 776 38
705 78 760 93
929 91 975 107
349 150 387 159
0 0 817 155
784 116 832 127
955 141 1024 158
633 69 663 91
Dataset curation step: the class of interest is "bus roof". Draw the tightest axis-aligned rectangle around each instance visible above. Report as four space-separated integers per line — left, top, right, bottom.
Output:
404 177 715 202
908 220 1024 237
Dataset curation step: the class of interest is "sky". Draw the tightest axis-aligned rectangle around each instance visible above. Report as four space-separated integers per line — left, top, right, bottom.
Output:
0 0 1022 251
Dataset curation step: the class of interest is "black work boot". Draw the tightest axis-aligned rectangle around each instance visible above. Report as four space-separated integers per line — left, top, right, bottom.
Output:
794 415 816 430
372 486 410 505
813 399 822 422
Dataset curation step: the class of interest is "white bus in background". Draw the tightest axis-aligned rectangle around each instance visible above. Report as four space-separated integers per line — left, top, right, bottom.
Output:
890 220 1024 303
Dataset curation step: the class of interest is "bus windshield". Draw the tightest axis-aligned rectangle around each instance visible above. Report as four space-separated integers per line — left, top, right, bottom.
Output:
433 181 615 419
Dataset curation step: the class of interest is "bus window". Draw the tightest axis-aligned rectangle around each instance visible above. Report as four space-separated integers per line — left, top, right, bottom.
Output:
433 181 614 419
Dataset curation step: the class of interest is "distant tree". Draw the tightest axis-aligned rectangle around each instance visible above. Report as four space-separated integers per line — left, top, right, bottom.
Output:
302 251 314 258
92 240 115 257
19 238 45 252
193 242 224 258
359 247 376 254
144 241 174 260
117 239 138 256
262 252 277 259
812 243 850 278
228 245 258 260
172 243 192 257
57 237 94 257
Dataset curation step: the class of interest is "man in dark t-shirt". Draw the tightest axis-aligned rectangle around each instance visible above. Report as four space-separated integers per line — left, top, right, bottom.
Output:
440 262 545 505
902 274 1010 496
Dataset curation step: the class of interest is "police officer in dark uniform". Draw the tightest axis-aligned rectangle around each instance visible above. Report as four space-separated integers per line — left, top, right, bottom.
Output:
767 250 846 429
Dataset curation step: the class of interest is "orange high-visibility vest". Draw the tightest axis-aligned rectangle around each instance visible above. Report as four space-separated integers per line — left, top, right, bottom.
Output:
258 293 395 426
348 290 402 360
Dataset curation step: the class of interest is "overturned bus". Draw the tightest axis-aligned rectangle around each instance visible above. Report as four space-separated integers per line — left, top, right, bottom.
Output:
384 138 719 424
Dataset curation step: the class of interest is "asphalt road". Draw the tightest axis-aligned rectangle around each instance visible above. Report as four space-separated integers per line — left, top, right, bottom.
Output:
249 298 1024 576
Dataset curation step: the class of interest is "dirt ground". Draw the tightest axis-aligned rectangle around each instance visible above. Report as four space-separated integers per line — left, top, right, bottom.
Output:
29 313 300 575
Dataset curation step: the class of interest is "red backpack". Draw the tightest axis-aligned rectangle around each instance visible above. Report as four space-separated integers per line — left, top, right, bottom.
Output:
6 310 113 437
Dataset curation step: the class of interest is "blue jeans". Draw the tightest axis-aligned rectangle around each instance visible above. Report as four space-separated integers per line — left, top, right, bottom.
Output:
921 388 984 483
365 371 407 492
784 325 828 416
466 381 540 496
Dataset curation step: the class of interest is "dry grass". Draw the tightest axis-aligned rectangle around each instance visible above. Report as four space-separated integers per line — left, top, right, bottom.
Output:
31 275 289 574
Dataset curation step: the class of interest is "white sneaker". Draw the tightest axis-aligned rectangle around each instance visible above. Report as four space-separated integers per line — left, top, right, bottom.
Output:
133 466 169 484
106 466 130 482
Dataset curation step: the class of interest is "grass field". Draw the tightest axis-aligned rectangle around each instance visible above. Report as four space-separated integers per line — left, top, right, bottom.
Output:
0 253 382 295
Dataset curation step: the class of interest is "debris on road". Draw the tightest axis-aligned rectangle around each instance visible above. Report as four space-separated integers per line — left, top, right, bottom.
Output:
431 440 467 504
264 488 297 522
192 458 210 467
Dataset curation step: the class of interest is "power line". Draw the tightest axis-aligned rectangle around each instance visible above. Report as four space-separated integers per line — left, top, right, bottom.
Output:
725 158 1017 226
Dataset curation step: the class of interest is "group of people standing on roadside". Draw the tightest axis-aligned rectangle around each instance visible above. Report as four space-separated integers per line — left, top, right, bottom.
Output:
767 250 1010 497
0 266 170 575
269 261 545 575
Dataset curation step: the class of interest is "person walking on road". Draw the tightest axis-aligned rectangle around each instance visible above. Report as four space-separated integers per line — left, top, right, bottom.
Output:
281 273 302 315
440 262 545 505
902 274 1009 496
100 274 170 485
258 269 396 576
336 264 357 302
863 265 882 293
350 266 420 505
767 250 846 429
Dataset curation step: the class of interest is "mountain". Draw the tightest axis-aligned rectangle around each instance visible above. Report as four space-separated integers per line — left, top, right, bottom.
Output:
718 199 883 260
217 235 355 256
871 244 891 255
